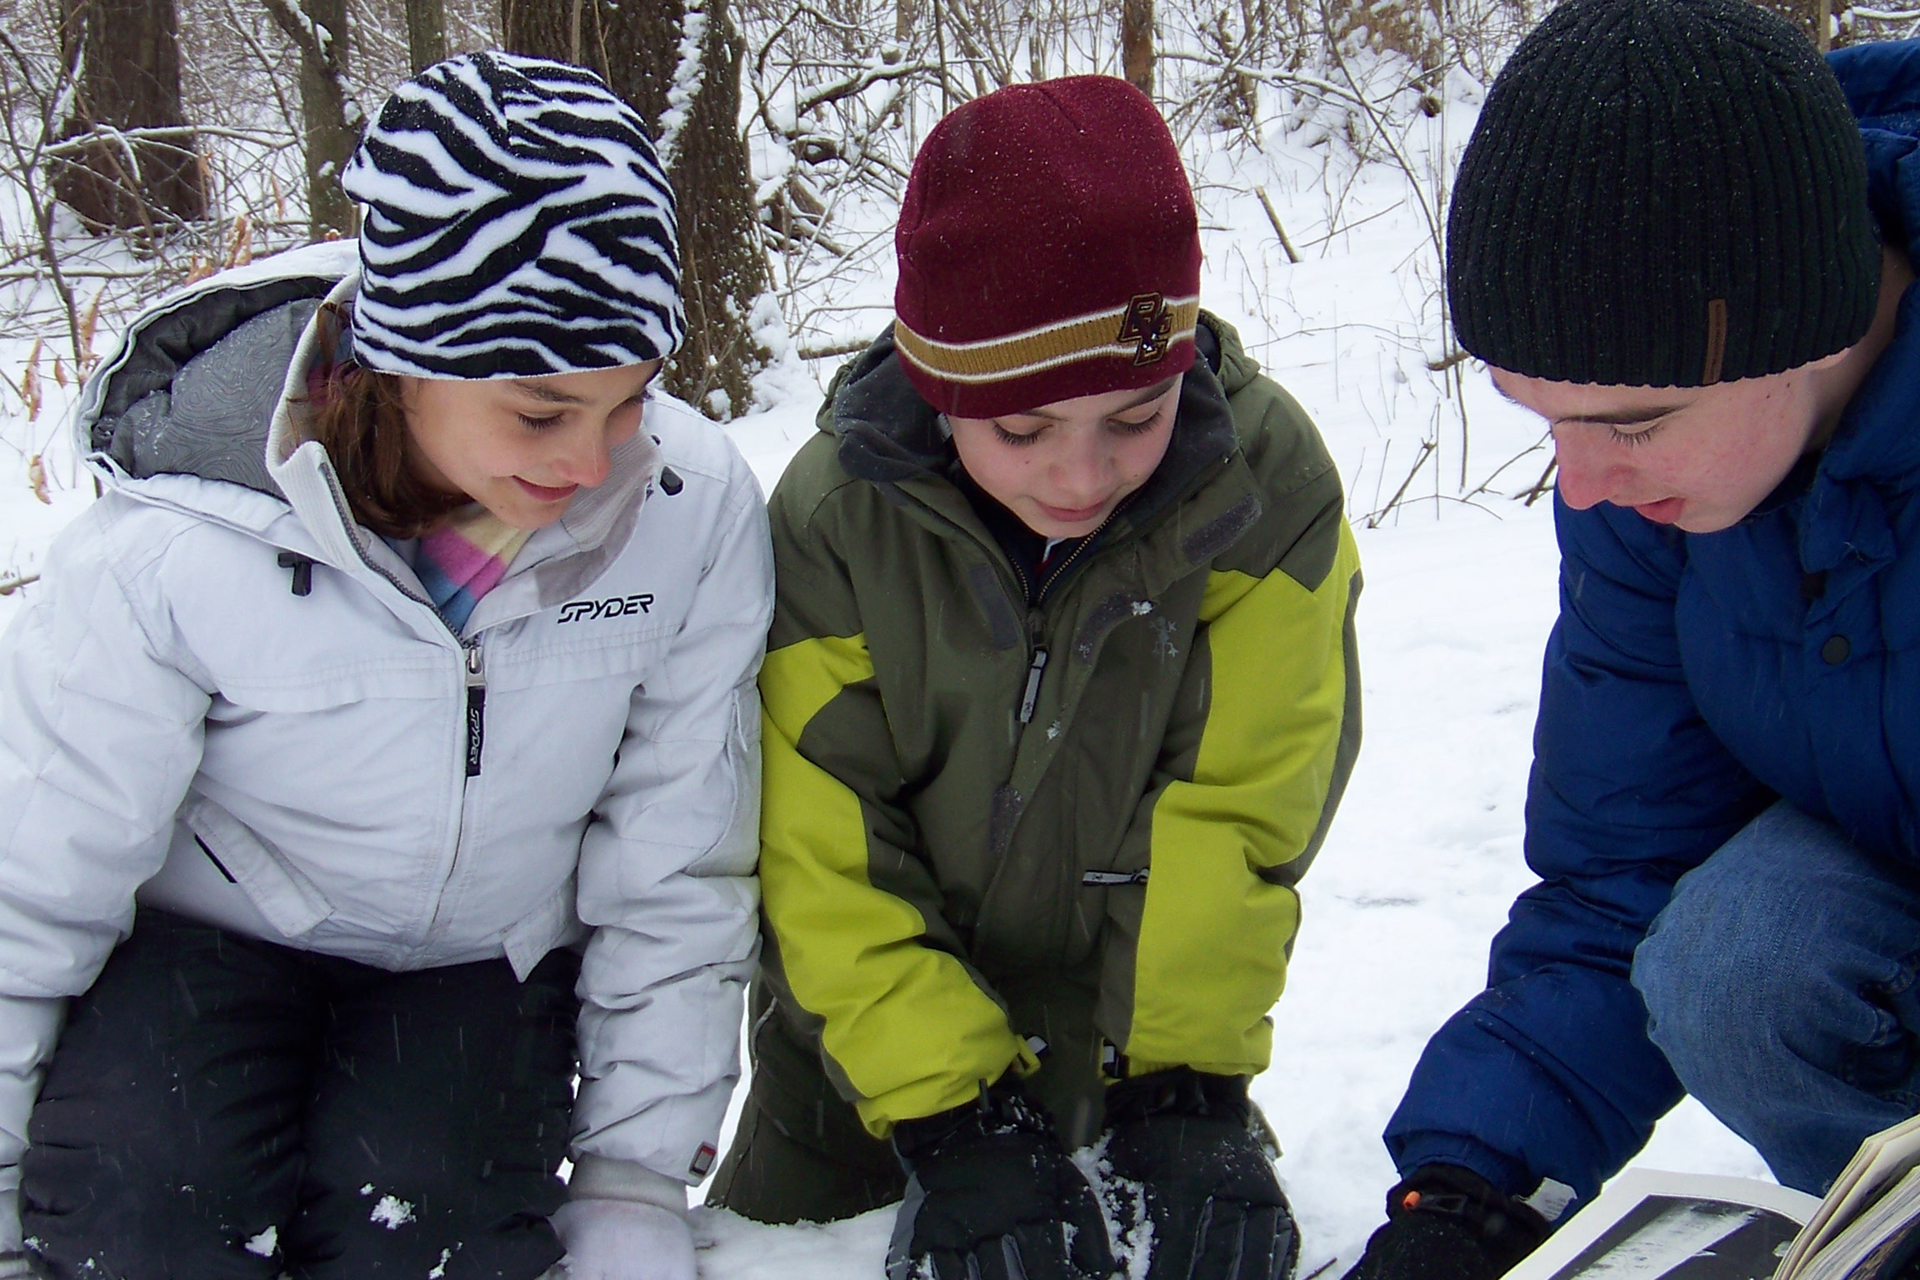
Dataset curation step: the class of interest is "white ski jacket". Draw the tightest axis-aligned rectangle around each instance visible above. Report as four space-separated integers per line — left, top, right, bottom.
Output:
0 243 772 1245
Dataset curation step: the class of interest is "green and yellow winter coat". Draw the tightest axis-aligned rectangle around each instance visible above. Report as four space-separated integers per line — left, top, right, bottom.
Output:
754 314 1360 1153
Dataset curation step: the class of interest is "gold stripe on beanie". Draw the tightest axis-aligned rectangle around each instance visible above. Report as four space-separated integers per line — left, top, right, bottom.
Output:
894 294 1201 385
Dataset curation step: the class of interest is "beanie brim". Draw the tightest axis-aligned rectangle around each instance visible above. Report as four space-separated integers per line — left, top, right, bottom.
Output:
895 294 1199 417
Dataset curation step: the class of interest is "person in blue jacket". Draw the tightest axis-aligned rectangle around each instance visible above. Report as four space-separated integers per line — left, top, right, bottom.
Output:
1346 3 1920 1279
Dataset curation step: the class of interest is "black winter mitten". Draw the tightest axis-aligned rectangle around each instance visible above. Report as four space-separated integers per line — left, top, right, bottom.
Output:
1340 1165 1550 1280
886 1078 1118 1280
1102 1068 1298 1280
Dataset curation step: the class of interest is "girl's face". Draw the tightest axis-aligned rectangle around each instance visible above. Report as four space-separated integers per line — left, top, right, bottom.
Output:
945 375 1183 538
402 361 663 530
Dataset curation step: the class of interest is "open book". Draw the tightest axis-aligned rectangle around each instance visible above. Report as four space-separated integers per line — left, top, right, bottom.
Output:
1503 1115 1920 1280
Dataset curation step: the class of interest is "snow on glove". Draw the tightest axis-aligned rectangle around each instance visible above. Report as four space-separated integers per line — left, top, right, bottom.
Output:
886 1077 1119 1280
550 1197 696 1280
1101 1068 1298 1280
1339 1165 1549 1280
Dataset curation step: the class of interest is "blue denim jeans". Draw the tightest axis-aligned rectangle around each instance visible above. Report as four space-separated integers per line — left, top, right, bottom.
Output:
1632 802 1920 1194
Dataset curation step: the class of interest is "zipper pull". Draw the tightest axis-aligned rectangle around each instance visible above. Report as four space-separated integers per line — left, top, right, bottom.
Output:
1018 647 1049 724
464 644 486 778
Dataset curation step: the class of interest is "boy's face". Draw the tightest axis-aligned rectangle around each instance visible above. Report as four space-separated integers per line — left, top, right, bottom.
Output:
946 375 1183 539
1492 358 1842 533
402 361 661 530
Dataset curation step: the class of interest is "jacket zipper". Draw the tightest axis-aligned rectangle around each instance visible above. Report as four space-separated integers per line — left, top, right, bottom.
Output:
1018 645 1049 724
313 464 487 782
464 641 486 777
1012 507 1122 725
313 461 486 942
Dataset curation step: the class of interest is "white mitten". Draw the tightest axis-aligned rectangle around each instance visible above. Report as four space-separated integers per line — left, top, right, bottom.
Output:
551 1155 697 1280
551 1198 696 1280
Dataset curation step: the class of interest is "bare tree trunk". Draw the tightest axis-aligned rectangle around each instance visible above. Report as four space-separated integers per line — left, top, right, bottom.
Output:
505 0 772 419
265 0 359 240
1122 0 1153 97
405 0 448 72
53 0 207 233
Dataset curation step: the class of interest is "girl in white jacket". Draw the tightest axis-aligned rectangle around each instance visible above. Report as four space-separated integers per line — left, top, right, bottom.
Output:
0 53 769 1280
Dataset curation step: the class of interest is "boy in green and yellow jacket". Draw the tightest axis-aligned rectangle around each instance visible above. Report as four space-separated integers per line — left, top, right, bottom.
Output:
707 76 1361 1280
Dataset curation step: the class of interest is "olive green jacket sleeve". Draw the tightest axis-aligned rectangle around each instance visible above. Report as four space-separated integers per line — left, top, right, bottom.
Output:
1098 395 1362 1079
755 450 1036 1138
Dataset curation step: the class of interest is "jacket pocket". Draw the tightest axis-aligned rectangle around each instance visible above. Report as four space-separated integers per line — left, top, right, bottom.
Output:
180 795 335 938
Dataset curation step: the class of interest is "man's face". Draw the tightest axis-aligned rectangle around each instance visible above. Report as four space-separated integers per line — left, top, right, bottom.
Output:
1492 363 1836 533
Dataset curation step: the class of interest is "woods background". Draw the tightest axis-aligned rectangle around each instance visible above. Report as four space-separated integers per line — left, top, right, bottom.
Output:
0 0 1911 532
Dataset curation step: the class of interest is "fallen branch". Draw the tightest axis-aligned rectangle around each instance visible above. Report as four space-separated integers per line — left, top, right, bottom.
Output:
797 337 870 360
1365 437 1437 528
1254 186 1300 264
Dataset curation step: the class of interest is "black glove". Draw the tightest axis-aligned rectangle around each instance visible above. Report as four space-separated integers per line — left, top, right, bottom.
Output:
1102 1067 1298 1280
886 1077 1118 1280
1341 1165 1550 1280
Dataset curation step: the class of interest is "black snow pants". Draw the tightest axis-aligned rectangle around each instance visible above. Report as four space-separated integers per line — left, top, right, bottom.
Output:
18 909 580 1280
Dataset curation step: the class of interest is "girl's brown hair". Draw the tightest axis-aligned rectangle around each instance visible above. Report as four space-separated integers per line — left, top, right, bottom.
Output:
303 303 467 539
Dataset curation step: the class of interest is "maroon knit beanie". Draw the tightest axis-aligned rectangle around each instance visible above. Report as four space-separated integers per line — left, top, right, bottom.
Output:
893 75 1202 418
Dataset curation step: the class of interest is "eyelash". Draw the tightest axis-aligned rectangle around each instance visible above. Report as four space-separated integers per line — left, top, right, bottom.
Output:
1607 422 1662 447
993 424 1042 447
518 392 651 434
990 409 1164 447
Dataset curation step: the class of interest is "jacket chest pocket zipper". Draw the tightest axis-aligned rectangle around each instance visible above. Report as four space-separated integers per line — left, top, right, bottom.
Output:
464 643 486 778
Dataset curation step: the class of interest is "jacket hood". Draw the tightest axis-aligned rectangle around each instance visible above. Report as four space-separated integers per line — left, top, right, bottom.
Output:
78 241 358 498
821 312 1254 535
1817 44 1920 499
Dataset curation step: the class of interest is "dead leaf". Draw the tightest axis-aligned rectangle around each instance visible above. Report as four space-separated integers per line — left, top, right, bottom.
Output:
21 339 42 423
27 455 49 505
79 291 101 370
226 214 253 268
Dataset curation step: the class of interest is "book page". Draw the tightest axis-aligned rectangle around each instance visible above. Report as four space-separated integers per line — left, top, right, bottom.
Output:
1792 1166 1920 1280
1503 1171 1819 1280
1780 1115 1920 1280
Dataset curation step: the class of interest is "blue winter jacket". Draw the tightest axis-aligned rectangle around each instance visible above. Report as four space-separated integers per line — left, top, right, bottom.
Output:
1385 38 1920 1206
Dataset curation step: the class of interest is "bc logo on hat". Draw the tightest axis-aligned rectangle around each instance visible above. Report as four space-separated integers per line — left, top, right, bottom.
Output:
1120 293 1175 367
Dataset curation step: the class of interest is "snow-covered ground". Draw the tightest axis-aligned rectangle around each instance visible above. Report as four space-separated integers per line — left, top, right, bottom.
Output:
0 62 1775 1279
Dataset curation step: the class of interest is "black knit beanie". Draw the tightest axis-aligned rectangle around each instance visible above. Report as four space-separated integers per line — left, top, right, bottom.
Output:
1447 0 1880 387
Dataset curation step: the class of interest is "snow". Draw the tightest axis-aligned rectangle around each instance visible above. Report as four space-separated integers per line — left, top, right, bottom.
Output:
655 0 712 171
0 52 1778 1280
369 1194 417 1230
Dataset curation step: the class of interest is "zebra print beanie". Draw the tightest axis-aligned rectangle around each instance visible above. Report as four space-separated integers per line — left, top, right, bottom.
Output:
340 52 683 380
